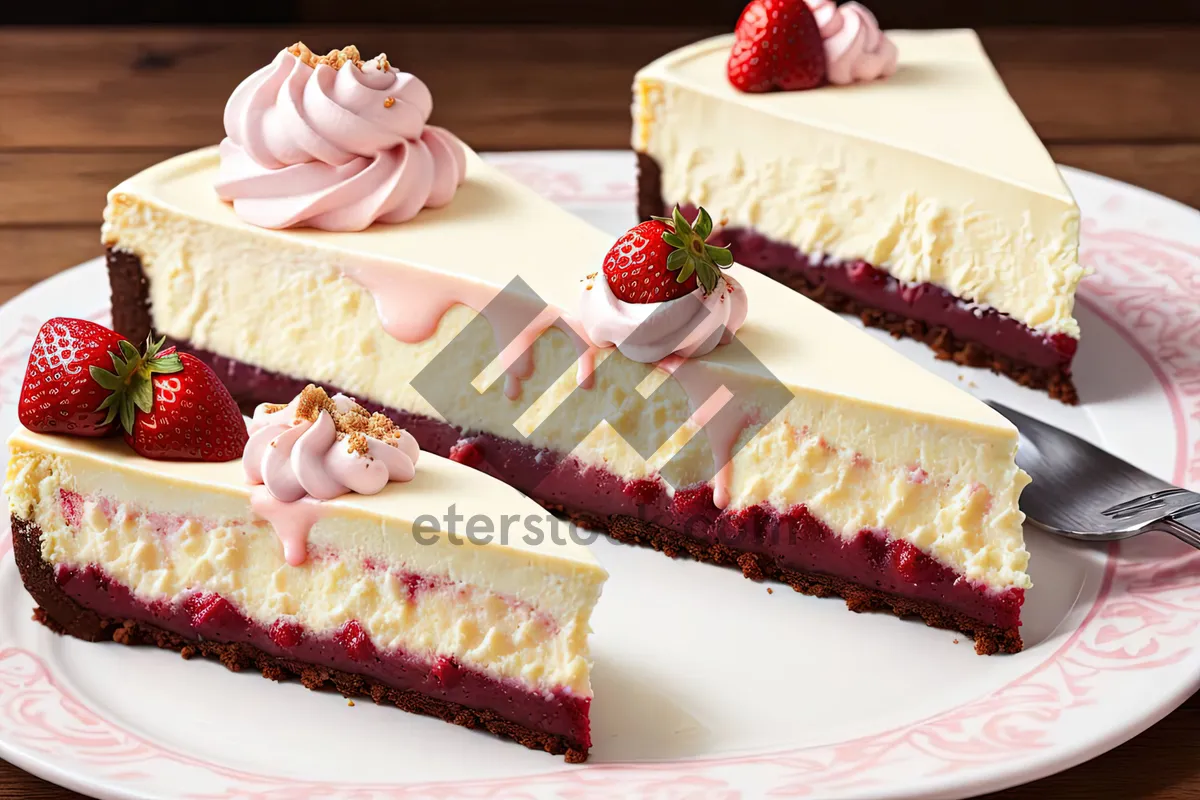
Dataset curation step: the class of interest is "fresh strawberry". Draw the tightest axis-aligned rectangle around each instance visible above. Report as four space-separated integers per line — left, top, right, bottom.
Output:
123 353 248 462
727 0 827 93
602 206 734 304
19 318 171 437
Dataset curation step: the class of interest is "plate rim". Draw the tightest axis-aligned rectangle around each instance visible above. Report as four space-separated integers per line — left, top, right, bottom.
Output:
0 156 1197 800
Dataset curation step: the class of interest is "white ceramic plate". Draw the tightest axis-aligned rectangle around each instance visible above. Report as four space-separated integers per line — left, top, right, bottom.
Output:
1 152 1198 800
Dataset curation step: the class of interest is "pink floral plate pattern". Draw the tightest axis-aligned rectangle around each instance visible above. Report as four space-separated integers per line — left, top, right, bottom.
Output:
0 154 1196 800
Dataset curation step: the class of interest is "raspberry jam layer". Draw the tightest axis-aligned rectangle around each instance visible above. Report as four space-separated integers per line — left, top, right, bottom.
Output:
487 440 1024 634
184 341 1022 635
675 205 1076 372
51 562 591 752
107 249 1023 651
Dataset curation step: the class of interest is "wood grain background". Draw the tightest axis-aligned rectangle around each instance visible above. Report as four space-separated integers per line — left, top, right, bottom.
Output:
0 21 1197 800
6 0 1200 25
1 25 1198 306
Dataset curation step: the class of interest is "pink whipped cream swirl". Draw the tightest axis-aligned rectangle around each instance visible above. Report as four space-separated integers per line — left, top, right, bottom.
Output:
244 388 419 503
807 1 897 85
578 275 749 364
215 44 466 231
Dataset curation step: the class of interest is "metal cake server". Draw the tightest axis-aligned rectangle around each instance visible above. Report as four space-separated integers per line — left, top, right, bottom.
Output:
986 401 1200 549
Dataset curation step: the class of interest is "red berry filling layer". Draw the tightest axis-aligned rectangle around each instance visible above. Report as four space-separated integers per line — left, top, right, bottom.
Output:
671 204 1075 372
184 342 1023 635
51 564 591 751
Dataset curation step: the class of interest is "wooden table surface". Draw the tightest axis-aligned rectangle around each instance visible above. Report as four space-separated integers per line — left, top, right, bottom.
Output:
0 24 1197 799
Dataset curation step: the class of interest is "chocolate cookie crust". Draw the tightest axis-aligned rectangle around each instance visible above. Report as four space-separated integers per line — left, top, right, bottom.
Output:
12 516 588 762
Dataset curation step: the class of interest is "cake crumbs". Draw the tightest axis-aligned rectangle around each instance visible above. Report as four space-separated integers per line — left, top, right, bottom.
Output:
293 384 337 422
953 639 960 644
292 385 405 450
346 432 370 456
288 42 390 72
767 587 774 594
347 699 356 707
384 97 396 108
368 412 396 438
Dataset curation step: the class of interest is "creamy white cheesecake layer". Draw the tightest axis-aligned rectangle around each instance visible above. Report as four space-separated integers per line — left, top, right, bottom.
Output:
634 31 1083 338
103 147 1030 590
6 430 605 694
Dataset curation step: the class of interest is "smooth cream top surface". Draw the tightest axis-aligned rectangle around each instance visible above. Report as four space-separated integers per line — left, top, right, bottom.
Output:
637 31 1071 200
107 145 1015 439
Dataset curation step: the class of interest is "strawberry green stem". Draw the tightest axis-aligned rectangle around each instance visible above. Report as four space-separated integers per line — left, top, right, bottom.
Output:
652 206 734 295
90 335 184 434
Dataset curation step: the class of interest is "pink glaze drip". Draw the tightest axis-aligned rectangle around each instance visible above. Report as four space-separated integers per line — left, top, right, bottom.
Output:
250 488 325 566
244 390 418 564
342 258 598 399
342 251 760 508
660 355 751 510
341 255 759 508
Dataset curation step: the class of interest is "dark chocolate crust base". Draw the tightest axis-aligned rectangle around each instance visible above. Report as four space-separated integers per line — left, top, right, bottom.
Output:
636 153 1079 405
109 247 154 344
597 512 1020 655
12 516 586 762
107 247 1023 655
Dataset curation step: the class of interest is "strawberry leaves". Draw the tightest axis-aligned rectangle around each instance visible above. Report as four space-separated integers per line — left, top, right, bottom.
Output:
652 206 735 295
90 335 184 434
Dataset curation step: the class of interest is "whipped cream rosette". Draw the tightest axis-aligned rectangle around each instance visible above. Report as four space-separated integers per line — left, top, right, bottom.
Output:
807 0 898 84
580 274 747 364
579 206 747 364
216 43 466 231
244 385 420 566
245 384 419 502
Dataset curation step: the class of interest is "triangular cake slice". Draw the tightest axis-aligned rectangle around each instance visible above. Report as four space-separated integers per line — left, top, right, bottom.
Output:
634 30 1084 402
105 144 1030 654
7 423 607 760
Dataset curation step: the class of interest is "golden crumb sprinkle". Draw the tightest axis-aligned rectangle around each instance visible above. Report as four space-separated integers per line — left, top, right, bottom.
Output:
294 385 406 450
262 402 287 414
367 412 402 441
287 42 390 72
293 384 336 422
339 411 369 433
384 97 396 108
346 432 370 456
286 41 315 64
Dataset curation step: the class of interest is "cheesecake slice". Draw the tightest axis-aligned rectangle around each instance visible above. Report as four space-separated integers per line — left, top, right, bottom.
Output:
634 30 1085 403
104 142 1031 653
7 424 607 761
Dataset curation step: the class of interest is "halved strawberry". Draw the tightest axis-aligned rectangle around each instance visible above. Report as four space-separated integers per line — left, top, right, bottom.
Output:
602 206 734 304
19 318 179 437
123 353 248 462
